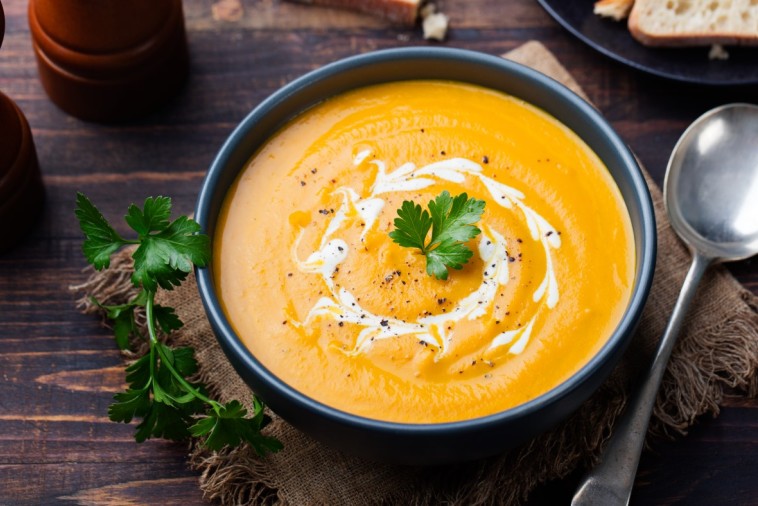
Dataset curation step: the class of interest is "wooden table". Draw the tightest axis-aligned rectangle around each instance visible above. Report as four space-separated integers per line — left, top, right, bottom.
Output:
1 0 757 504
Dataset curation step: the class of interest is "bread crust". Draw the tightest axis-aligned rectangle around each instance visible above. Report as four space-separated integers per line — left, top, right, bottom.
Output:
628 1 758 47
287 0 421 26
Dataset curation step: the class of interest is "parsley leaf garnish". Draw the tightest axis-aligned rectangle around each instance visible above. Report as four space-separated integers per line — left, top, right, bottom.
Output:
75 193 128 270
75 192 281 455
190 398 283 453
389 191 485 280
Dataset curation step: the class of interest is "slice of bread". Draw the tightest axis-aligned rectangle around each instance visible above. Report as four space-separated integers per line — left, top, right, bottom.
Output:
594 0 635 21
286 0 421 26
629 0 758 46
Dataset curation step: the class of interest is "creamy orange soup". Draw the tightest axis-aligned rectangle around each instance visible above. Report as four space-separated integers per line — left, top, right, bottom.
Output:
214 81 635 423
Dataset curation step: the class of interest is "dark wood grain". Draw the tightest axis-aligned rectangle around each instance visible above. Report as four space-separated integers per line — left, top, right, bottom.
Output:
1 0 756 504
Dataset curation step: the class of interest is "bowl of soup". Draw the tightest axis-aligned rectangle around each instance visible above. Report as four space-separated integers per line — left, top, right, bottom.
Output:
195 47 656 464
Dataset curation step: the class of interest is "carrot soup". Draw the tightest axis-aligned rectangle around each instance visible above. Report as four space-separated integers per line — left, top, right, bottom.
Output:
213 81 635 423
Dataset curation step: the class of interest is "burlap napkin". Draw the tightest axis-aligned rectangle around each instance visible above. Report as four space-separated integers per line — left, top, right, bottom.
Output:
74 41 758 505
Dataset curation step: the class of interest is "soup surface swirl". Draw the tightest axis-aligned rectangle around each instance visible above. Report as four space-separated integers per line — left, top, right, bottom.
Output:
214 81 635 423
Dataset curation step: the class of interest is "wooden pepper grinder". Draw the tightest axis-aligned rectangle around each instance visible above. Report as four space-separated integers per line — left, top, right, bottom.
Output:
0 1 45 252
28 0 189 122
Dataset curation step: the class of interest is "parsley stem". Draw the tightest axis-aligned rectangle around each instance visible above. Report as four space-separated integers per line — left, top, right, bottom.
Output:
144 292 221 412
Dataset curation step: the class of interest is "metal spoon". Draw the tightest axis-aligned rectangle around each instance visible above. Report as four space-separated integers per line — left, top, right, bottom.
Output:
572 103 758 506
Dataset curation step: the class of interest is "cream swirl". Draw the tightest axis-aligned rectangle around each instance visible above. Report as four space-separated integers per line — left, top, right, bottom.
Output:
290 150 561 358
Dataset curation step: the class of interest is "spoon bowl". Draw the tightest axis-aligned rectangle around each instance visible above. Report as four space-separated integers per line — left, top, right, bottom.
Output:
573 102 758 505
666 103 758 261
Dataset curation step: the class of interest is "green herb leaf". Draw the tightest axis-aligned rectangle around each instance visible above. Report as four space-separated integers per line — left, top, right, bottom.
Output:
125 196 172 236
389 191 485 280
131 212 211 292
75 193 128 270
388 200 432 252
89 292 149 351
76 193 282 455
153 305 183 333
190 399 284 455
109 387 151 424
135 401 195 442
429 191 485 245
426 240 475 281
112 308 137 350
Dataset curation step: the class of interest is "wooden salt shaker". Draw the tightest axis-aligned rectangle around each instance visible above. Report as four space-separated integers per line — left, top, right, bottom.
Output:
28 0 189 122
0 1 45 252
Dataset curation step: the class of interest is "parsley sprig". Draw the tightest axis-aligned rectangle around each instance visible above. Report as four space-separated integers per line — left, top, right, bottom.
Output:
389 191 486 280
75 193 282 454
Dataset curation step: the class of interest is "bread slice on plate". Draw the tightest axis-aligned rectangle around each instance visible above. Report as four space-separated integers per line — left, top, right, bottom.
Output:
629 0 758 46
594 0 635 21
286 0 421 26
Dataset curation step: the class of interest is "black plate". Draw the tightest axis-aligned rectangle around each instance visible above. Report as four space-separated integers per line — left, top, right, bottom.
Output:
538 0 758 86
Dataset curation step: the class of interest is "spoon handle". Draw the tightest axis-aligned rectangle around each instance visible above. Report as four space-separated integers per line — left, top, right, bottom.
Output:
572 252 711 506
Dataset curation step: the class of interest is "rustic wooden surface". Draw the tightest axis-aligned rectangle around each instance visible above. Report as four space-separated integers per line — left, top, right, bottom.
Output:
1 0 757 504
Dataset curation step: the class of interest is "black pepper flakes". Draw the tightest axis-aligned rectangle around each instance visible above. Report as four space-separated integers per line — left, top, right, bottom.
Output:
338 321 344 327
311 168 318 174
380 320 389 327
482 155 489 164
300 181 306 186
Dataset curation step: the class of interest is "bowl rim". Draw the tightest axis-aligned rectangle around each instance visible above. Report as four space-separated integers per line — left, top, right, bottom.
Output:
195 46 657 434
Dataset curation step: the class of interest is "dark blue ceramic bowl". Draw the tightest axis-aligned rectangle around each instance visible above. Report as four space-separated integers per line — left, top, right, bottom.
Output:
195 47 656 465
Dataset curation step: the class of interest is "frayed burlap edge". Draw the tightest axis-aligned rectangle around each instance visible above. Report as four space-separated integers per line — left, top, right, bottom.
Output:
652 299 758 436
